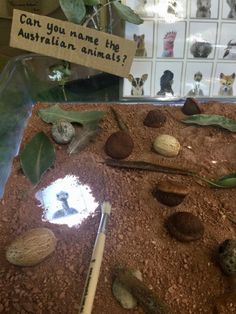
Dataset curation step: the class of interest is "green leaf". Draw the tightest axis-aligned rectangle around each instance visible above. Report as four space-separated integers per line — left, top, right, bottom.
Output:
59 0 86 24
83 0 100 5
182 114 236 132
38 104 106 125
112 1 143 25
20 132 55 185
208 173 236 188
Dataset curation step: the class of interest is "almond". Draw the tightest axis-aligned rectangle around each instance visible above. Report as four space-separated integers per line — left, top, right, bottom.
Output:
6 227 57 266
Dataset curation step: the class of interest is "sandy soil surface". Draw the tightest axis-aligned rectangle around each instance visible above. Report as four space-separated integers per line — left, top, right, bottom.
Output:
0 102 236 314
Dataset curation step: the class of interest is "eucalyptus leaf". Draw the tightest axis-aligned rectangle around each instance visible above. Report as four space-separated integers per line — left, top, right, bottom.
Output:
38 104 106 125
208 173 236 188
59 0 86 24
20 132 55 185
112 1 143 24
83 0 100 5
182 114 236 132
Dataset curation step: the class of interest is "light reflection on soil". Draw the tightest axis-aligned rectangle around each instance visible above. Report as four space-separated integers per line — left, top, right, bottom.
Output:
35 175 98 227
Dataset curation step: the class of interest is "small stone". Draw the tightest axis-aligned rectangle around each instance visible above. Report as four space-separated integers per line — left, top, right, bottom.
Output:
218 239 236 276
143 109 166 128
51 120 75 144
153 181 190 207
105 131 134 159
112 279 137 309
166 211 204 242
182 98 201 115
112 269 142 309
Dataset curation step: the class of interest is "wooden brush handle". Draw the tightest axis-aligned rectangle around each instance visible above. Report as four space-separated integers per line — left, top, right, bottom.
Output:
79 233 106 314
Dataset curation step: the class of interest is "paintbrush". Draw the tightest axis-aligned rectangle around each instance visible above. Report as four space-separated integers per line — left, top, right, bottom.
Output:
79 201 112 314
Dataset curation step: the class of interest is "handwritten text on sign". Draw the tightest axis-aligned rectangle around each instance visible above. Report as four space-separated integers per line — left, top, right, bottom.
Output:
10 9 136 77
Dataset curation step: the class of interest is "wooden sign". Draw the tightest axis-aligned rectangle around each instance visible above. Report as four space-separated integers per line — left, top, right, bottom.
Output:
10 9 136 77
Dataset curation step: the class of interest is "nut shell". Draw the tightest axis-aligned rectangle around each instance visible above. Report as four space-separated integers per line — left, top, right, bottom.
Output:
166 212 204 242
182 98 201 115
6 228 57 266
153 134 180 157
105 131 134 159
143 109 166 128
153 181 190 206
218 239 236 276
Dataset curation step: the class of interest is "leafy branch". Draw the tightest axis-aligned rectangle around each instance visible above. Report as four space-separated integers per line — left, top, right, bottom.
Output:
49 0 143 100
59 0 143 27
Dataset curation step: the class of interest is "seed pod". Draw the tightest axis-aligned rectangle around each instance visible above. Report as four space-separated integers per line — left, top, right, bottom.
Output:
6 228 57 266
153 181 189 207
153 134 180 157
182 98 201 115
143 109 166 128
218 239 236 276
105 131 134 159
51 120 75 144
166 212 204 242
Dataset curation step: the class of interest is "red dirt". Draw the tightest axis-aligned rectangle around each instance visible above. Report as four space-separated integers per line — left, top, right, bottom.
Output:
0 102 236 314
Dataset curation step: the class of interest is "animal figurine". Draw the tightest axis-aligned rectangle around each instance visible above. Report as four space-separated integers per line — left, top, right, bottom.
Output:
133 34 147 57
167 0 178 15
157 70 174 96
53 191 78 219
227 0 236 18
128 73 148 96
223 39 236 59
190 41 212 58
196 0 211 18
162 31 177 57
218 73 235 96
187 71 204 96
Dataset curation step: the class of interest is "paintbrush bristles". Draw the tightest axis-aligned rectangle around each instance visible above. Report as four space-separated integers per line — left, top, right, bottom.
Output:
101 201 111 215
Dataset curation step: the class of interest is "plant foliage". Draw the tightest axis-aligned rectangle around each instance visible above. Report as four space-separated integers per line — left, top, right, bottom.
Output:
182 114 236 132
20 132 55 185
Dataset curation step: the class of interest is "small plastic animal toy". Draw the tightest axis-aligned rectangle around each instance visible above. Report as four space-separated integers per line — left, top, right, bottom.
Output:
162 31 177 58
157 70 174 96
227 0 236 18
127 73 148 96
196 0 211 18
218 72 235 96
187 71 204 96
133 34 147 57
